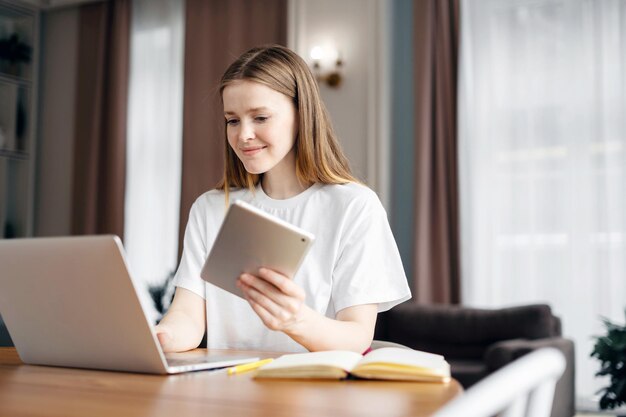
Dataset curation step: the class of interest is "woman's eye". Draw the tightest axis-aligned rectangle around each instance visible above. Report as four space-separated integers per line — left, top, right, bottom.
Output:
226 119 239 126
255 116 269 123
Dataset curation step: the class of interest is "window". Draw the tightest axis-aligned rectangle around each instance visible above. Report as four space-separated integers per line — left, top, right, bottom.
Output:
459 0 626 402
124 0 185 322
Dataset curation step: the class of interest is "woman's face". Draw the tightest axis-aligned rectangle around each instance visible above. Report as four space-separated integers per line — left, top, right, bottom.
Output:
223 80 298 176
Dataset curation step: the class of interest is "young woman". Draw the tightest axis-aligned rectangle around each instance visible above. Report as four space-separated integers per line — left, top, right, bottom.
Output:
155 45 410 354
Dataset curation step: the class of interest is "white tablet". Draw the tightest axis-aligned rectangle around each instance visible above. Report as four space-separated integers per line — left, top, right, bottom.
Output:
200 200 315 298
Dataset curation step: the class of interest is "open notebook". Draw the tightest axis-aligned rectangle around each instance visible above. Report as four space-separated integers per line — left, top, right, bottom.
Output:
254 347 450 382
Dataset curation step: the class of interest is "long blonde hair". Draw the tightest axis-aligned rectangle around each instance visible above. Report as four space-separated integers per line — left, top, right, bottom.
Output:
216 44 358 198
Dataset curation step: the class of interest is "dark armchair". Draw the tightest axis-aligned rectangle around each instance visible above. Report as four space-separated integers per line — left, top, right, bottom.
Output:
374 303 575 417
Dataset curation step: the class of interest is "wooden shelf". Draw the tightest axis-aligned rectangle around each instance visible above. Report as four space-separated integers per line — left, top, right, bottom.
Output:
0 72 31 86
0 0 38 239
0 148 28 160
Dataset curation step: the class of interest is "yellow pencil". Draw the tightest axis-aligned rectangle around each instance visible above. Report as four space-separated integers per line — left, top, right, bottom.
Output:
227 358 274 375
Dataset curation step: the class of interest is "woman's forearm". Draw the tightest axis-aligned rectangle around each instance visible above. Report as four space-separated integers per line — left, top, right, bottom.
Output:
156 288 206 352
156 309 205 352
284 305 375 353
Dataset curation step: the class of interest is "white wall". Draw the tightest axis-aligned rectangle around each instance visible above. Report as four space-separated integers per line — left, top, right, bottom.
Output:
35 7 78 236
288 0 391 209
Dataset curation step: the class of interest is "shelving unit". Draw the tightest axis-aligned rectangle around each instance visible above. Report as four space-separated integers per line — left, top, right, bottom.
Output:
0 0 38 239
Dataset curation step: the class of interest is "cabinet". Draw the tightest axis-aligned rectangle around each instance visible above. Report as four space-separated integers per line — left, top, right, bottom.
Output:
0 0 38 238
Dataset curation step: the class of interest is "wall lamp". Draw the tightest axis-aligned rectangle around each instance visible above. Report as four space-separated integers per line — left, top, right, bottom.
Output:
310 46 343 89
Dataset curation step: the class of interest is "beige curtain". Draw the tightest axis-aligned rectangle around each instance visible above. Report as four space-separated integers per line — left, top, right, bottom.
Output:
72 0 130 239
179 0 287 255
412 0 461 304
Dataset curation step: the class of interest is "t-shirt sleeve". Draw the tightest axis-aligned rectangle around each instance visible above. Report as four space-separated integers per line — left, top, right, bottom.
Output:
172 199 207 299
331 192 412 313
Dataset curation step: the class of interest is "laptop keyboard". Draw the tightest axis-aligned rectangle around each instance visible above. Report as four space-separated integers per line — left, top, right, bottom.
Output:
166 355 234 367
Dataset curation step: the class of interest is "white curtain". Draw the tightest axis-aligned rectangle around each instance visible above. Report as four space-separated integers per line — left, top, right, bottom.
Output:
124 0 185 322
459 0 626 403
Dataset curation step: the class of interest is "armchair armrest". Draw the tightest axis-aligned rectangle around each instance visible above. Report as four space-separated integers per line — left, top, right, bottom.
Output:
484 337 573 372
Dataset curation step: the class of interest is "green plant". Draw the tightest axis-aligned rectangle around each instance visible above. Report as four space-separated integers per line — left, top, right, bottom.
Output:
0 33 31 63
148 270 175 323
591 309 626 410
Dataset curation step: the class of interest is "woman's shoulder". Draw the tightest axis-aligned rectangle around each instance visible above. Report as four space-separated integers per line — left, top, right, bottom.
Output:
319 181 378 199
192 189 223 208
191 188 249 211
317 182 382 210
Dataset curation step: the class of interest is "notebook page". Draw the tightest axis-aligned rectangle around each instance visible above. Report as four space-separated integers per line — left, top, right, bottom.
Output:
260 350 363 372
358 347 446 369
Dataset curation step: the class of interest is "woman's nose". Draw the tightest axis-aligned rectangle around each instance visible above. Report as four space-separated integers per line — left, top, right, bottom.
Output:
238 121 254 142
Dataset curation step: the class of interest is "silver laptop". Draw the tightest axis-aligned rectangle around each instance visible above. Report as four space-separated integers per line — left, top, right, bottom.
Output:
0 235 258 374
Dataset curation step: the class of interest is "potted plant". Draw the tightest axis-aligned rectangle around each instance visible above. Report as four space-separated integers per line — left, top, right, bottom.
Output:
591 310 626 413
0 33 32 76
148 271 176 323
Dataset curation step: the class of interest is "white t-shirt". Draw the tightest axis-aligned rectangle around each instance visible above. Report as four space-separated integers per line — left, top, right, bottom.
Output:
173 182 411 352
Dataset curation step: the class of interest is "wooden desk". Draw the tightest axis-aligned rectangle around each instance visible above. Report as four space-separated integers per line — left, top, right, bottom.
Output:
0 347 462 417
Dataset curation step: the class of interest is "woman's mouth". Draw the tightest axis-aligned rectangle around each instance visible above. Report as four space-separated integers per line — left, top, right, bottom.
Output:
241 146 267 156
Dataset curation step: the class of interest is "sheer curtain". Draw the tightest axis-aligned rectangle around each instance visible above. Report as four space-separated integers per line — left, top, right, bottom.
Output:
124 0 185 322
459 0 626 402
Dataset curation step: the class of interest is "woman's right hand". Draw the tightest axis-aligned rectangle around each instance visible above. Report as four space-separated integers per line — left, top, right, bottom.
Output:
154 323 176 352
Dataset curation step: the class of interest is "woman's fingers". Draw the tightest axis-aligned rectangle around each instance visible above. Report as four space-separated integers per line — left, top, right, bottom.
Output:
240 280 281 316
237 271 306 331
242 286 286 330
239 272 303 312
155 328 175 352
247 297 273 324
257 268 305 300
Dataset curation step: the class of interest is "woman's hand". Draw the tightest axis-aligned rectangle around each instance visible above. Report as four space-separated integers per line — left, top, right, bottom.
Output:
154 323 176 353
236 268 309 333
237 268 377 353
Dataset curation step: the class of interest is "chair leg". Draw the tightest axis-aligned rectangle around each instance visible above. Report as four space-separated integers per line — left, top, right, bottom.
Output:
526 381 558 417
501 396 527 417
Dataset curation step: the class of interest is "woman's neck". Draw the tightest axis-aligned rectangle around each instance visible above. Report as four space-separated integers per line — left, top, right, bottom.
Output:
261 173 309 200
261 152 311 199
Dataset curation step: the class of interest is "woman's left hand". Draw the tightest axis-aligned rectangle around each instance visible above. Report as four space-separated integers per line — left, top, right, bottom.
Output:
236 268 308 333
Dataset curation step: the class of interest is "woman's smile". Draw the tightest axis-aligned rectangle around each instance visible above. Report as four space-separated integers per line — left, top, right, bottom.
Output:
241 145 268 156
